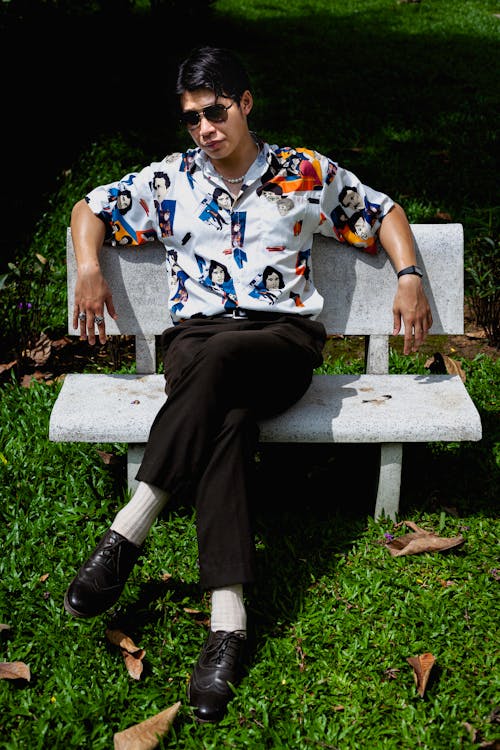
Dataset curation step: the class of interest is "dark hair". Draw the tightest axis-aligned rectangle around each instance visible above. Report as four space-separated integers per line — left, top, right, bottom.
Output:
176 46 251 102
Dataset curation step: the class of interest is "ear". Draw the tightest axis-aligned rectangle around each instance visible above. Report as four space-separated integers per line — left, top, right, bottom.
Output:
240 89 253 116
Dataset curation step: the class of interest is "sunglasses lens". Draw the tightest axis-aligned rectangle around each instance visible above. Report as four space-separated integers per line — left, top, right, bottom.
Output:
204 104 228 122
180 103 231 128
180 111 200 127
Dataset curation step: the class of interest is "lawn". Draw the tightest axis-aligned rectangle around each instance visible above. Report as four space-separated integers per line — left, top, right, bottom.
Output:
0 0 499 748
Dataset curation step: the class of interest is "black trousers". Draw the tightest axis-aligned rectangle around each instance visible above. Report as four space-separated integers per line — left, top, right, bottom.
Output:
136 313 326 589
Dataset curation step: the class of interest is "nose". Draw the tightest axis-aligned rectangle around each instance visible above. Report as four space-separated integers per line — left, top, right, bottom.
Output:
198 113 216 135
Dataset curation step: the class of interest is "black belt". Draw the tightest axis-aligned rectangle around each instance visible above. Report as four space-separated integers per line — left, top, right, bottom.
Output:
221 308 285 321
187 309 312 322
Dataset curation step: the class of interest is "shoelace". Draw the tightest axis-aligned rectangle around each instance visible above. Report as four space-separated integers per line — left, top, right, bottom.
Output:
207 632 245 667
94 536 123 572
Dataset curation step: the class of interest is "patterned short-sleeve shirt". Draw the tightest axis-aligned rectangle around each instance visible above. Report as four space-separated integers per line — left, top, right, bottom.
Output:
85 138 394 322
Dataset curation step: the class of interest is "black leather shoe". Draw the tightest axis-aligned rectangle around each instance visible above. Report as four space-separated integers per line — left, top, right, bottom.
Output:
187 630 247 723
64 530 141 618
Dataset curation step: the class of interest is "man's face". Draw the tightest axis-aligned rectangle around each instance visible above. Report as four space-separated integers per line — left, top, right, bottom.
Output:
180 88 253 164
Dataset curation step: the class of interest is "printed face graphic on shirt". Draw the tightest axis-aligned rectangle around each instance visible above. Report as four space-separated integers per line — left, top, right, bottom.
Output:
198 188 231 230
116 190 132 213
265 270 281 290
249 265 285 304
277 197 294 215
339 186 364 211
349 212 371 240
153 173 170 202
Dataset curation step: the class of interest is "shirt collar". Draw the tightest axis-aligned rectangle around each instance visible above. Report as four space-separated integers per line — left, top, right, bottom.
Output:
190 135 273 181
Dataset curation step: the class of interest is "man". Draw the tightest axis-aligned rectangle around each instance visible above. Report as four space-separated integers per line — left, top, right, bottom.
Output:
64 46 432 723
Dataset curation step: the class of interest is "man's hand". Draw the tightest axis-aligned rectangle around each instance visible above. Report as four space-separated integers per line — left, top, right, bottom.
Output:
73 265 117 345
392 274 433 354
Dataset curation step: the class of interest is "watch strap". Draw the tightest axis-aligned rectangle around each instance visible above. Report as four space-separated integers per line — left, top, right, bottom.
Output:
397 265 423 279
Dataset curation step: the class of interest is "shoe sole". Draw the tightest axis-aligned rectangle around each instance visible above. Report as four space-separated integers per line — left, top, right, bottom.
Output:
186 681 223 724
63 591 98 618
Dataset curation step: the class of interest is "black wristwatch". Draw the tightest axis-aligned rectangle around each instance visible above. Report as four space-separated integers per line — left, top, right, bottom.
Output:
397 265 423 279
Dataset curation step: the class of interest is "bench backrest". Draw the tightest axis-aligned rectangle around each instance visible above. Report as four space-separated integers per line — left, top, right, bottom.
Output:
65 223 464 374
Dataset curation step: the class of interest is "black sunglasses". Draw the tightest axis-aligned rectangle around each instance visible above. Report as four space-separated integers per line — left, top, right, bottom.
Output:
180 101 234 129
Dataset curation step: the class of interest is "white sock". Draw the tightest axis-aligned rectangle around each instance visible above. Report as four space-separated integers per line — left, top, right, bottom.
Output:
210 584 247 635
110 481 169 546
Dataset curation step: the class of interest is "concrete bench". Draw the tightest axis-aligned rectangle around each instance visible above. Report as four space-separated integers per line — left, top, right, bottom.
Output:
49 224 482 520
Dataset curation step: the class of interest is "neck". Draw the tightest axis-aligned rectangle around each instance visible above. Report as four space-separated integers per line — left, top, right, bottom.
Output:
212 137 259 183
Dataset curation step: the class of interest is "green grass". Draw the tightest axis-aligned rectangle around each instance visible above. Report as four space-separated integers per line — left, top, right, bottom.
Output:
0 350 498 749
0 0 499 747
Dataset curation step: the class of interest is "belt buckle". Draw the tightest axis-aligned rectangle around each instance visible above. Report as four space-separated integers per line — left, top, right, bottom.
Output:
232 308 247 319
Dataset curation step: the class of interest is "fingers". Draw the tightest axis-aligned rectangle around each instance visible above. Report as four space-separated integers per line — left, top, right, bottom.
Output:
403 315 433 354
74 308 107 345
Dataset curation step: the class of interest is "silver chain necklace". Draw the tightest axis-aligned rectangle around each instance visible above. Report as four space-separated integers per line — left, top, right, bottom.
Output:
221 174 245 184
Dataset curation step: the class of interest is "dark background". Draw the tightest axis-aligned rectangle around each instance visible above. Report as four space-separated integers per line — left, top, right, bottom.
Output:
1 0 498 274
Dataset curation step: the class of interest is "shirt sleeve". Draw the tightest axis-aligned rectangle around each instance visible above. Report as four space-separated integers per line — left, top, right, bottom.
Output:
85 165 159 247
319 159 395 254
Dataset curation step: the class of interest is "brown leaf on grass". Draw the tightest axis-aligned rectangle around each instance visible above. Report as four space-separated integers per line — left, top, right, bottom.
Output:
0 661 31 681
183 607 211 627
122 650 146 680
106 629 142 654
113 701 181 750
97 449 121 466
0 360 17 374
424 352 466 382
385 520 464 557
51 336 72 350
0 624 11 632
22 332 52 366
407 652 435 697
106 629 146 680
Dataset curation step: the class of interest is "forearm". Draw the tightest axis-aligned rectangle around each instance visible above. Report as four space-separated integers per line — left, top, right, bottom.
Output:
378 202 416 272
70 199 106 271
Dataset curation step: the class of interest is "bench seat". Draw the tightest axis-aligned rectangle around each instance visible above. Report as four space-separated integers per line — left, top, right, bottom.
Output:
49 372 481 445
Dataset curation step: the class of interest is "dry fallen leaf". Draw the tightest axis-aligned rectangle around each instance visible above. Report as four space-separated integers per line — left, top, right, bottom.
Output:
122 650 145 680
0 360 17 374
106 629 146 680
113 701 181 750
51 336 72 350
97 450 121 466
22 332 52 366
0 661 31 681
407 652 435 697
385 520 464 557
106 629 142 654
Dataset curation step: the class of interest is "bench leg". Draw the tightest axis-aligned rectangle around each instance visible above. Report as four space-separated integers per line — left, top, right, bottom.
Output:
374 443 402 521
127 444 146 494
